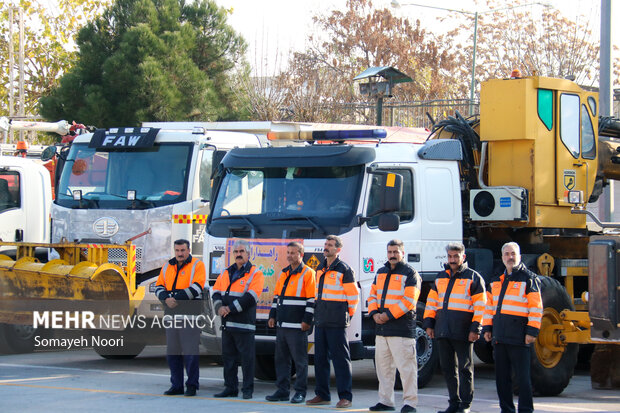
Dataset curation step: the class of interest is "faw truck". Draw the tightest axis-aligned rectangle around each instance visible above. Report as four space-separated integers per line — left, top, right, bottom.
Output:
202 75 620 393
0 122 333 355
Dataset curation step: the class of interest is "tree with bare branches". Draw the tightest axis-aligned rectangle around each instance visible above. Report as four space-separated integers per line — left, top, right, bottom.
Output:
275 0 464 123
450 0 619 89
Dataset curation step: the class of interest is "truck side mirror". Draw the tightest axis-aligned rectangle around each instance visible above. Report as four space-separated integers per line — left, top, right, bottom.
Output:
369 170 402 212
361 170 403 230
41 146 57 161
211 150 227 179
378 213 399 231
210 163 226 215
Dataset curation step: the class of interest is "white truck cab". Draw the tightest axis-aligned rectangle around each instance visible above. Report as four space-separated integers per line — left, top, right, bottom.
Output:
203 130 464 385
0 156 52 248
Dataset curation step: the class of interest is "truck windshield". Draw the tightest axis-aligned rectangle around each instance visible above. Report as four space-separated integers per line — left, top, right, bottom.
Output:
209 165 363 238
56 142 192 209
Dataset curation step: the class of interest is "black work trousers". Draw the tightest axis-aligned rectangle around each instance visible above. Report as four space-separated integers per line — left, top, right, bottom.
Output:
313 326 352 401
222 330 255 394
437 337 474 409
494 342 534 413
275 327 309 395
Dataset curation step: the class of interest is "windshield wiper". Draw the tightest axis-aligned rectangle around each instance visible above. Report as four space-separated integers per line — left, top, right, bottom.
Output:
70 198 98 209
127 198 156 209
85 192 156 209
213 215 260 234
271 215 326 234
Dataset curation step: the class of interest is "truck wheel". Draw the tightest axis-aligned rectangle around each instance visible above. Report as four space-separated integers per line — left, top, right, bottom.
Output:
416 324 438 388
0 323 38 354
255 354 276 381
530 276 578 396
94 342 146 359
91 331 145 359
474 338 494 364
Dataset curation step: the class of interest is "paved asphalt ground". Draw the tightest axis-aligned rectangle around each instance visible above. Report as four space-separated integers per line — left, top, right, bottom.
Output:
1 346 619 413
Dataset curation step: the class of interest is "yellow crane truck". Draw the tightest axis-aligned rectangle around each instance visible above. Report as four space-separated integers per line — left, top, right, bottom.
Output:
428 75 620 394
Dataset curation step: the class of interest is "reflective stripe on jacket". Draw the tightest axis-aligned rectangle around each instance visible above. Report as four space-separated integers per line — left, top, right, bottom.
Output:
212 261 265 332
482 262 543 346
154 255 206 315
314 257 359 328
269 263 316 329
422 263 486 340
367 261 421 338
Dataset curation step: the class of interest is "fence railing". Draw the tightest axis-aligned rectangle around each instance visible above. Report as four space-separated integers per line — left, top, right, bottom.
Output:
317 99 479 129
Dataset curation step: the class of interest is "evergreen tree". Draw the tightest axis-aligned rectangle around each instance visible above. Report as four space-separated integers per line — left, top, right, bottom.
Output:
39 0 247 127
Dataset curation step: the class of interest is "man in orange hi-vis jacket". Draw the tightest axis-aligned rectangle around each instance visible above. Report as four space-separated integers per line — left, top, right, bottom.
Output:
265 241 316 404
306 235 359 409
483 242 543 413
423 242 486 413
155 239 206 397
367 239 421 413
212 239 265 400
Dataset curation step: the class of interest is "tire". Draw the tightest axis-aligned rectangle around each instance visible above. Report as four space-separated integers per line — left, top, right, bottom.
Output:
0 323 39 354
530 276 578 396
474 338 494 364
255 354 276 381
415 324 439 388
91 331 145 359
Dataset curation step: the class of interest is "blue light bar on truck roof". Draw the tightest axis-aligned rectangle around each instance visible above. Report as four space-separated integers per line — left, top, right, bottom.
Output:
267 128 387 142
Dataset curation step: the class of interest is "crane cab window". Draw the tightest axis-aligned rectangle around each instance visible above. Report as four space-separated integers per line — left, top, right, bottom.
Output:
581 104 596 159
560 93 580 159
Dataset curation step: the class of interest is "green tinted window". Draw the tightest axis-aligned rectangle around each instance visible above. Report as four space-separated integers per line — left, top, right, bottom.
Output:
538 89 553 131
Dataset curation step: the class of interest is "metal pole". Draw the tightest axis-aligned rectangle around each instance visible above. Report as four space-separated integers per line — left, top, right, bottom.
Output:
376 96 384 126
600 0 613 222
8 7 15 143
600 0 612 118
469 12 478 116
18 7 25 141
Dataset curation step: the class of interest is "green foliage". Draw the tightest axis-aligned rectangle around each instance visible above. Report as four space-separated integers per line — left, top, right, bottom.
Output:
39 0 248 127
0 0 110 121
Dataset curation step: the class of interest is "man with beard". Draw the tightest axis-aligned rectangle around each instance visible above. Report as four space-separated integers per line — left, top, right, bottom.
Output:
483 242 542 413
367 239 421 413
306 235 359 409
423 242 486 413
212 240 265 400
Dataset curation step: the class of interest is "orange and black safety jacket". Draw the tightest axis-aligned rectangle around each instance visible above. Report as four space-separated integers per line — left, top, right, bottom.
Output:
367 261 421 338
212 261 265 333
155 255 206 316
314 257 359 328
269 263 316 329
482 262 543 346
422 263 486 340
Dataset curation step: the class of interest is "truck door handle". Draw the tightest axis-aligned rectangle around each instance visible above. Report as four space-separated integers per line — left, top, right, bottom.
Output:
408 253 420 262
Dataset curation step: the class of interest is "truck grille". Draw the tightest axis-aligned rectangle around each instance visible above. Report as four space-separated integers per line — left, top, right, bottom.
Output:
81 246 143 273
